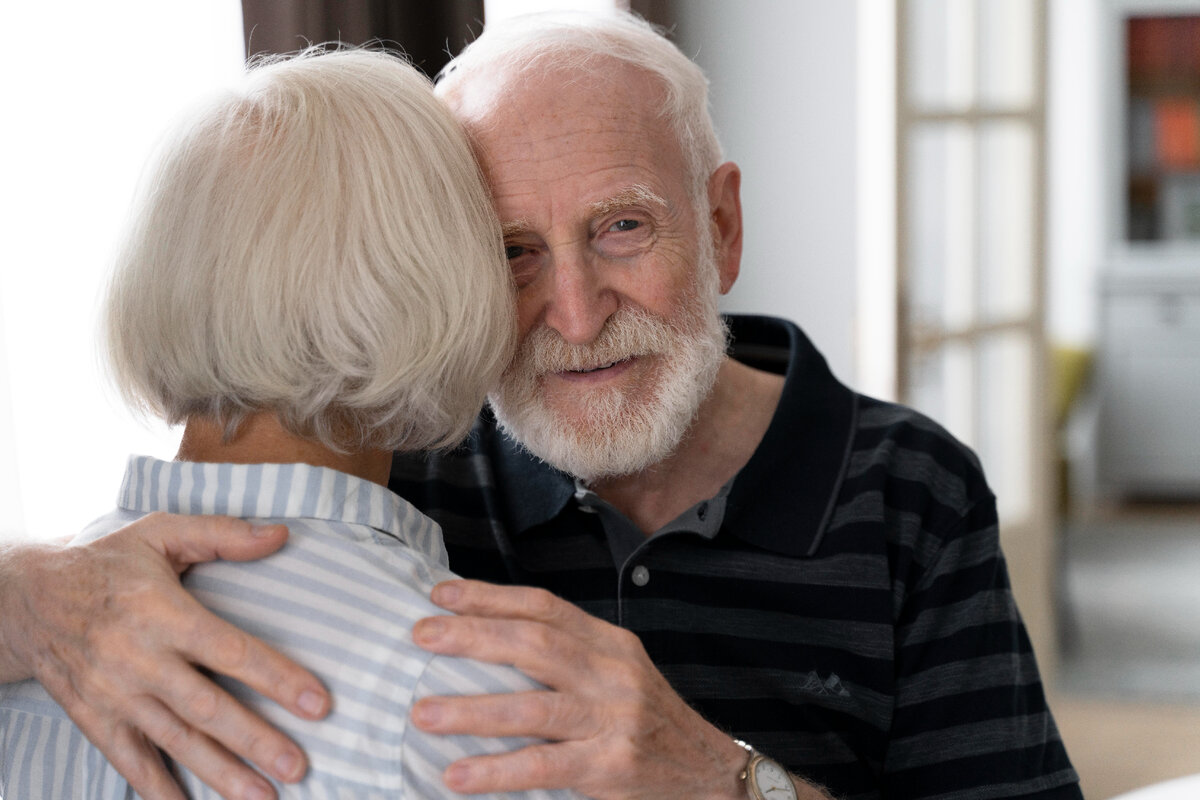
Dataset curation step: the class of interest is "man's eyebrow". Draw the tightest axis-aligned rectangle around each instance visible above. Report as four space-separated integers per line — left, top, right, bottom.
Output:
500 219 533 239
589 184 669 217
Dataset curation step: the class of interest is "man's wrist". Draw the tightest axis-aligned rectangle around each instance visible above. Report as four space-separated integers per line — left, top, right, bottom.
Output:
705 735 745 799
730 738 831 800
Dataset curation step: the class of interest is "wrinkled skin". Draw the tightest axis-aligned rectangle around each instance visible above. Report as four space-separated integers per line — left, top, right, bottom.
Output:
0 514 330 800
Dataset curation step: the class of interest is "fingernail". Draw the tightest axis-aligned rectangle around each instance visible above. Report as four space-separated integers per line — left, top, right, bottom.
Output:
433 582 461 605
297 689 326 716
245 782 272 800
413 699 442 726
415 618 445 644
274 750 302 780
252 524 278 538
446 762 472 789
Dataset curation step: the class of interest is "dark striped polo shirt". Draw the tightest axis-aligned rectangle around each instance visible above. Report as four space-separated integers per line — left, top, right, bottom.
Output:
389 315 1082 800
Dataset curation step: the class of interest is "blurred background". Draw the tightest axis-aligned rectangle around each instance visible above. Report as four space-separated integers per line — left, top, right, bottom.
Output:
1 1 1197 796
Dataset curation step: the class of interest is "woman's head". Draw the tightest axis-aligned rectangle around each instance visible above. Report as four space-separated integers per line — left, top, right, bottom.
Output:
105 47 514 452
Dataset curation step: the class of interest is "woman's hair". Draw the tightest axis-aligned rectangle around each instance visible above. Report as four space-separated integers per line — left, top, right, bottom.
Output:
104 46 515 453
434 9 724 197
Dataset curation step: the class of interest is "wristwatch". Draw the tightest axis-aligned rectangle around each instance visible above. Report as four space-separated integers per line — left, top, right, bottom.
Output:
735 739 798 800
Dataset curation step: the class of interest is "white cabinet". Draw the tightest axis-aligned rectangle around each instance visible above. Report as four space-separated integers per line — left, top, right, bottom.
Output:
1097 274 1200 495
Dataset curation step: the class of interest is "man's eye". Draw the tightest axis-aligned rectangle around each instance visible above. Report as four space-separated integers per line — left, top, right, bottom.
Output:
504 243 539 288
609 219 640 233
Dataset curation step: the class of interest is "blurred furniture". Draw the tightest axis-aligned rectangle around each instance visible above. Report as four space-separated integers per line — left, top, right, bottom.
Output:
1097 4 1200 498
1097 274 1200 496
1051 345 1093 514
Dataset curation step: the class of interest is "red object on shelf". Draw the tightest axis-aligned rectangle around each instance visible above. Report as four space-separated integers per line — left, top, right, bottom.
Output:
1155 98 1200 169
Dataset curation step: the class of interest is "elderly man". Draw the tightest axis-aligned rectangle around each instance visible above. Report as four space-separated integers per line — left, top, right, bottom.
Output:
0 11 1081 800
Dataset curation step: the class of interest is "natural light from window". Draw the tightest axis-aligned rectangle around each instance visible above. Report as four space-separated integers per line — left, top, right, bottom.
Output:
0 1 245 540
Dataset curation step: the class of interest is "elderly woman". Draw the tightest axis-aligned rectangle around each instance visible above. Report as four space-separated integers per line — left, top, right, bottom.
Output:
0 48 581 800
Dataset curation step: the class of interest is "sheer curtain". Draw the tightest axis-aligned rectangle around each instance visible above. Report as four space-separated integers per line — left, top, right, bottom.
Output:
0 1 245 540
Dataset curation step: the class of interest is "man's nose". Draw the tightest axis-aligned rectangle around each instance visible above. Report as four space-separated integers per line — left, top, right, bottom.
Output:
541 251 619 346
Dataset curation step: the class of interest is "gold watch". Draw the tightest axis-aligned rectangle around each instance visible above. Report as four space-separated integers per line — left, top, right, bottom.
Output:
735 739 798 800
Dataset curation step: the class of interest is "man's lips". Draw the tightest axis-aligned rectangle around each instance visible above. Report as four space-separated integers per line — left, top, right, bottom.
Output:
551 356 636 381
574 358 623 374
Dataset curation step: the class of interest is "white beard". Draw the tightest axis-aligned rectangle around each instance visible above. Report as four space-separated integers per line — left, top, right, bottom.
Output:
488 243 728 482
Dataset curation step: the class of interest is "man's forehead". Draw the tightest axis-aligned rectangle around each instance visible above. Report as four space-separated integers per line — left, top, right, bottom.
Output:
446 60 688 232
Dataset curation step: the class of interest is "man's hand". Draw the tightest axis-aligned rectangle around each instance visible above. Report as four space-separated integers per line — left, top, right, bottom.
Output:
0 513 331 800
409 579 755 800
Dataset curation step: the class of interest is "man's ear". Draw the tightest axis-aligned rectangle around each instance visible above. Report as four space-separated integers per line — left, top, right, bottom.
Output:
707 162 743 294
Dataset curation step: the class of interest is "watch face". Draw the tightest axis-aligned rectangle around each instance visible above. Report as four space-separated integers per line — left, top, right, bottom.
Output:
751 757 798 800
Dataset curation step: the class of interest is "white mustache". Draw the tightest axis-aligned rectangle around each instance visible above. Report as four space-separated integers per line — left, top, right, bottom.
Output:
511 308 681 377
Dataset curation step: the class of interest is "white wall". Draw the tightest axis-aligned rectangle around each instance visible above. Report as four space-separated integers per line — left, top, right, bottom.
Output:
1047 0 1105 348
0 2 245 541
672 1 862 384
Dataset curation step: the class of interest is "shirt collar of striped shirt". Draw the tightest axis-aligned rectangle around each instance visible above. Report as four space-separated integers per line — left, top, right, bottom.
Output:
117 455 444 561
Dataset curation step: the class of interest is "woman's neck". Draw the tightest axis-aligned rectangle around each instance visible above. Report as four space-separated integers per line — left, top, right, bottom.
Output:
176 412 392 486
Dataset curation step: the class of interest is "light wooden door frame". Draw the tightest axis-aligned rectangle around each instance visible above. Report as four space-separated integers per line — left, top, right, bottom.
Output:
895 0 1057 673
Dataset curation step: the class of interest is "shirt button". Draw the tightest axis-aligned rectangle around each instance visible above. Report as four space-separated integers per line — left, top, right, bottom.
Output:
631 565 650 586
697 502 709 521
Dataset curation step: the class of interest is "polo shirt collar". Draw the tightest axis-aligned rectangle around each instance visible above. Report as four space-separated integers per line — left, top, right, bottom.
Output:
489 315 858 557
723 315 858 557
488 414 576 534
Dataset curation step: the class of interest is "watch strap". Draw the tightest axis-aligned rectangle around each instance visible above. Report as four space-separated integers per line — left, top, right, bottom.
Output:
734 738 758 797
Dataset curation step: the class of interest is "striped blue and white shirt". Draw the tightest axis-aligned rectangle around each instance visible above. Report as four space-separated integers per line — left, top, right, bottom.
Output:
0 456 585 800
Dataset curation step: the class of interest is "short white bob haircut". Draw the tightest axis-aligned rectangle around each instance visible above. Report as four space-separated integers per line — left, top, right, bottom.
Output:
434 9 724 197
105 46 515 453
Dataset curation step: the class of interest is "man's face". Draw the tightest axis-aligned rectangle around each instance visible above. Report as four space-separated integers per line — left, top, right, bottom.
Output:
451 64 730 481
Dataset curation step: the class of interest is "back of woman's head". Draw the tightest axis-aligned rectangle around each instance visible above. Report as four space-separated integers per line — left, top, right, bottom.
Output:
105 46 514 452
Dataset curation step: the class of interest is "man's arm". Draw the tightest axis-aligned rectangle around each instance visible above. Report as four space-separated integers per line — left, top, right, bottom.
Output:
410 579 832 800
0 514 331 800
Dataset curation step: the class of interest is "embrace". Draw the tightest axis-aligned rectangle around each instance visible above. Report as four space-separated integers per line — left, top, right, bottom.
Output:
0 10 1081 800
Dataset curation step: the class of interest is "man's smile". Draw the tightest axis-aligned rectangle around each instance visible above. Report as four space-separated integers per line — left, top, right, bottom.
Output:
553 356 637 382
